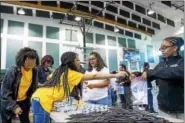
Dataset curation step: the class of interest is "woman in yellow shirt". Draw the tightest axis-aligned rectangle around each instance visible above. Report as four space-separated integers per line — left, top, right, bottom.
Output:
0 47 39 123
31 51 127 123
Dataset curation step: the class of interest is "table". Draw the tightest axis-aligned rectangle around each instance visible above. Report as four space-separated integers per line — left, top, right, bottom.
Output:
50 112 70 123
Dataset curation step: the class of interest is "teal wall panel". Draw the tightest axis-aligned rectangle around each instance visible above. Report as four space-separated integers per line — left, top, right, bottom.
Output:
86 32 93 43
8 20 24 35
108 36 116 46
46 26 59 39
6 39 23 68
108 49 118 72
28 41 42 59
0 19 3 33
29 23 43 37
96 34 105 45
46 43 59 68
118 37 127 47
127 39 136 49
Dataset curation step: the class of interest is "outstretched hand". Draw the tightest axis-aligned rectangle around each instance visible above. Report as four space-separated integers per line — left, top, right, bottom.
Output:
115 71 128 78
141 72 147 80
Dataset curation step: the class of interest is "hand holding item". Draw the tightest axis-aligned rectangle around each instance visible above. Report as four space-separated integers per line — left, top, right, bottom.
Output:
115 71 128 78
14 107 23 115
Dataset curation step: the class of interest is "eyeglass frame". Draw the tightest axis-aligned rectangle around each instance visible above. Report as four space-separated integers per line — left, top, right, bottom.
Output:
89 57 96 61
159 44 175 51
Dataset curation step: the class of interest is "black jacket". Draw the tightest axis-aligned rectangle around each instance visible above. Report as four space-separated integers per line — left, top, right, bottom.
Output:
37 66 51 84
147 55 184 112
0 66 38 119
117 70 131 87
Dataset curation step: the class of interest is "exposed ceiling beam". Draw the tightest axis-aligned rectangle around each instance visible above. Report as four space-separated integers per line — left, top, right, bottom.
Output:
3 1 152 36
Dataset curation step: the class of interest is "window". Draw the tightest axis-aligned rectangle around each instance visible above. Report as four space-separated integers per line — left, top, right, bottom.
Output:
108 49 118 72
135 5 146 15
85 32 93 43
29 23 43 37
46 43 59 68
8 20 24 35
94 21 104 28
127 39 136 49
28 41 42 59
125 31 133 37
0 19 3 33
143 18 151 26
134 33 141 40
118 37 126 47
36 10 50 18
105 24 114 32
6 39 23 68
65 29 78 41
120 9 130 18
108 36 116 46
95 34 105 45
46 26 59 39
158 14 166 23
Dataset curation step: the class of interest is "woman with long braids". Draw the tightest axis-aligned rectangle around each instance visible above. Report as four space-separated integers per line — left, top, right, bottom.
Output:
31 52 127 123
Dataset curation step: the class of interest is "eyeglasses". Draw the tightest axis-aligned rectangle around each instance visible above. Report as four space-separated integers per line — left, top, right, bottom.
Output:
159 45 174 51
89 58 96 61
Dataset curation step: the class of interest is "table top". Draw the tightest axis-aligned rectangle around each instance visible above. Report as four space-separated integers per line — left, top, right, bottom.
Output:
50 112 70 122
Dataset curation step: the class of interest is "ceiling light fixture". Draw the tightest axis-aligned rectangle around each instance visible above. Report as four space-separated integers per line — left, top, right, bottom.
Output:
18 8 25 15
148 10 155 15
114 27 119 32
75 16 81 21
147 2 155 15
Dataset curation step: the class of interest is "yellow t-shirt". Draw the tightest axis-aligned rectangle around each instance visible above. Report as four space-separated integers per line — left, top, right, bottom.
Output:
17 67 33 101
31 68 83 113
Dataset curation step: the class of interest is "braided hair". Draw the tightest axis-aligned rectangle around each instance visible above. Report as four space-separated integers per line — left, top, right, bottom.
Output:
42 52 79 100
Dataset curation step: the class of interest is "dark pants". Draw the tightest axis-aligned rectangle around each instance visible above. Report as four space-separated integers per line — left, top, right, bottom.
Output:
119 94 125 105
0 98 30 123
147 88 154 111
32 99 50 123
124 86 133 109
110 89 117 106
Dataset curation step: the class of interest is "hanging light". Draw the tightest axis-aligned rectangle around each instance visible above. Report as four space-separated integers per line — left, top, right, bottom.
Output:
75 16 81 21
148 10 155 15
114 27 119 32
18 8 25 15
147 2 155 15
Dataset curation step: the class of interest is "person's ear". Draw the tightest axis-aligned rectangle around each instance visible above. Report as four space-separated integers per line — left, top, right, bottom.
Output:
174 45 178 52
